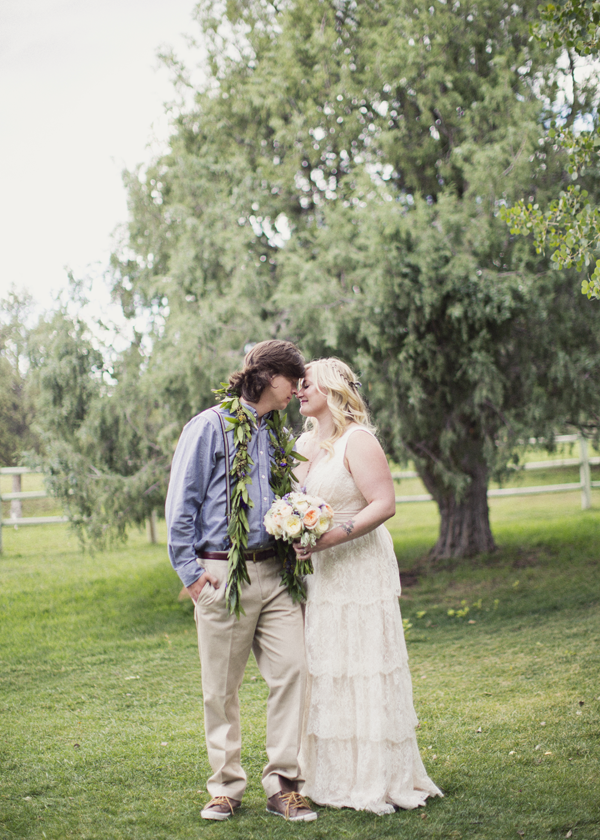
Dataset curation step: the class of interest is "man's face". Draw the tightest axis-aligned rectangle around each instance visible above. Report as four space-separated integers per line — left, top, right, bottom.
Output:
267 375 300 410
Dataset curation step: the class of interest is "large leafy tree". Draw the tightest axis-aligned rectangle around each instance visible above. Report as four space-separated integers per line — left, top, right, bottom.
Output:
501 0 600 298
275 198 599 557
41 0 600 557
28 307 170 547
535 0 600 54
27 270 276 545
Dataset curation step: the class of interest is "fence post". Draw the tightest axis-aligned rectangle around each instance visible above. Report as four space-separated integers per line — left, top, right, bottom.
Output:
147 510 158 544
579 435 591 510
11 474 22 520
0 485 3 554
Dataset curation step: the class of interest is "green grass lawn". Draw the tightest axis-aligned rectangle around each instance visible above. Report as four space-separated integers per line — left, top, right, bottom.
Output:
1 492 599 840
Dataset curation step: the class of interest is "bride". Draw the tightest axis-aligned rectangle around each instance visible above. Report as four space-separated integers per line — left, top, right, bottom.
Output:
293 358 442 814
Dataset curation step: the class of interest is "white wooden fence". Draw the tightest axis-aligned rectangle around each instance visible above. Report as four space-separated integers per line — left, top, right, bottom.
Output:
391 434 599 509
0 467 159 553
1 434 597 552
0 467 68 552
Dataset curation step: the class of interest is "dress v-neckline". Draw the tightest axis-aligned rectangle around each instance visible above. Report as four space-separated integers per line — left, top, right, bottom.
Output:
297 427 356 488
297 450 328 489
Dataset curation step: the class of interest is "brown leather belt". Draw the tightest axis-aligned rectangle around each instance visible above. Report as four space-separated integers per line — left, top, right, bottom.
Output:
198 548 277 563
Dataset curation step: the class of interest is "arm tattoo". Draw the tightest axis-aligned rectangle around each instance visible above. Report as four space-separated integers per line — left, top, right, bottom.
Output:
340 519 355 537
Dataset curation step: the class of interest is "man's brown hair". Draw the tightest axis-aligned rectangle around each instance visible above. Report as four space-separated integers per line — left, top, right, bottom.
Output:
228 340 305 403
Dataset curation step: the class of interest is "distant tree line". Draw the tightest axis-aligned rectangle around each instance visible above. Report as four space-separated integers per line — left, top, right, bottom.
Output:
0 291 39 467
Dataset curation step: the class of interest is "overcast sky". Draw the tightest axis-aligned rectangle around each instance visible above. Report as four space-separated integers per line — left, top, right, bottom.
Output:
0 0 200 315
3 2 597 325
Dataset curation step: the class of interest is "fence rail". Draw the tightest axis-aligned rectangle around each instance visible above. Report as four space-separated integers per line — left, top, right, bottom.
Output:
1 434 597 552
0 468 68 552
391 434 598 509
0 467 160 553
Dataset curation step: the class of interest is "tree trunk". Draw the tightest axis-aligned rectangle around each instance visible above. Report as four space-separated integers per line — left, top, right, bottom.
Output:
420 459 497 560
147 509 158 544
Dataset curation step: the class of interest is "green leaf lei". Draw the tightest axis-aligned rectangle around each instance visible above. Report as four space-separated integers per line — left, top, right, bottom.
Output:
212 384 310 618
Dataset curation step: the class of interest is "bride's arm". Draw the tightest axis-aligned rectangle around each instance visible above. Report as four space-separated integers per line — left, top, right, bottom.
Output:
311 430 396 553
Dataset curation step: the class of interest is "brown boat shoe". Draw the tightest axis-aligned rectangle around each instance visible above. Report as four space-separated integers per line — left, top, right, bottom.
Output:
266 790 317 822
201 795 241 821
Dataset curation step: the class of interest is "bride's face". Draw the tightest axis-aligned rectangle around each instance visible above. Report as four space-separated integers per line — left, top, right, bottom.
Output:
297 370 329 418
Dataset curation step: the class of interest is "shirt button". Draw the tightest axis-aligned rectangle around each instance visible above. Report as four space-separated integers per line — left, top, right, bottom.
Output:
261 474 266 479
264 497 268 502
260 450 264 455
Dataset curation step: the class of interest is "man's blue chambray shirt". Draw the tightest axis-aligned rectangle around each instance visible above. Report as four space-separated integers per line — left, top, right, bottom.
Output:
165 405 277 587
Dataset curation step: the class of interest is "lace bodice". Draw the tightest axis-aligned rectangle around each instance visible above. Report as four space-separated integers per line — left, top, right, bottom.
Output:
300 426 373 522
297 426 401 604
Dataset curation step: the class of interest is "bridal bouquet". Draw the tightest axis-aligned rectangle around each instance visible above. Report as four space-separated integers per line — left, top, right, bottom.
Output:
265 491 334 547
264 491 334 586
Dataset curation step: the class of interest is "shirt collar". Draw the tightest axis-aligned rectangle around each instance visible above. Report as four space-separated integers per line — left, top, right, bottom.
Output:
242 402 258 419
239 402 274 423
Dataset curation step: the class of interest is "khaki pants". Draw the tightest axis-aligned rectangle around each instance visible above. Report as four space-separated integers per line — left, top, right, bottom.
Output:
194 557 306 800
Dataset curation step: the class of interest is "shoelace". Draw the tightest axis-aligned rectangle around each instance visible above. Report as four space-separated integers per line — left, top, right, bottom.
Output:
208 796 236 814
280 791 310 818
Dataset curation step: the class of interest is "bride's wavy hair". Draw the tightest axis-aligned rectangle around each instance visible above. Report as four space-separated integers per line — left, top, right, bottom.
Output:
228 340 305 403
303 358 375 455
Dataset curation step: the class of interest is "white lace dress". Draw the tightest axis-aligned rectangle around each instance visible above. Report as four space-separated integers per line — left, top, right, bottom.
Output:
298 426 442 814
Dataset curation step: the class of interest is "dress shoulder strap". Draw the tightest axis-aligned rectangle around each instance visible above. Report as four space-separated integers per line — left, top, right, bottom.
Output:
339 424 376 443
334 424 376 458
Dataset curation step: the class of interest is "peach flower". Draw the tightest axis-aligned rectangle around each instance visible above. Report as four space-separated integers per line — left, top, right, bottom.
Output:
303 507 321 529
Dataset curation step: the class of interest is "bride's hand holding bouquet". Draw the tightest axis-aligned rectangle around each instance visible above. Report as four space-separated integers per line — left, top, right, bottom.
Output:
264 491 334 580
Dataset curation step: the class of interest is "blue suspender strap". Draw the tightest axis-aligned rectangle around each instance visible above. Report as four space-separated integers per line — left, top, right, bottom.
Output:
211 407 232 524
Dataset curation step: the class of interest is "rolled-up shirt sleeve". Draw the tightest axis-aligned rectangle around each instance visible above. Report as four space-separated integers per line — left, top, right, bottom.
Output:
165 413 219 587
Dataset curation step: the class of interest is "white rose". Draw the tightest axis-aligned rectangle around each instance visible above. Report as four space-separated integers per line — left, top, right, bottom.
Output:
265 511 281 536
282 514 303 539
264 511 275 534
314 513 333 536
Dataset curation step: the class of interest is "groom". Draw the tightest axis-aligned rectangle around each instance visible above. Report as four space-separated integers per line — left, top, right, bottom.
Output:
165 340 316 822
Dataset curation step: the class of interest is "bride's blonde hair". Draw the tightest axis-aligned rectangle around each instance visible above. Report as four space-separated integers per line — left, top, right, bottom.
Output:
303 358 375 455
